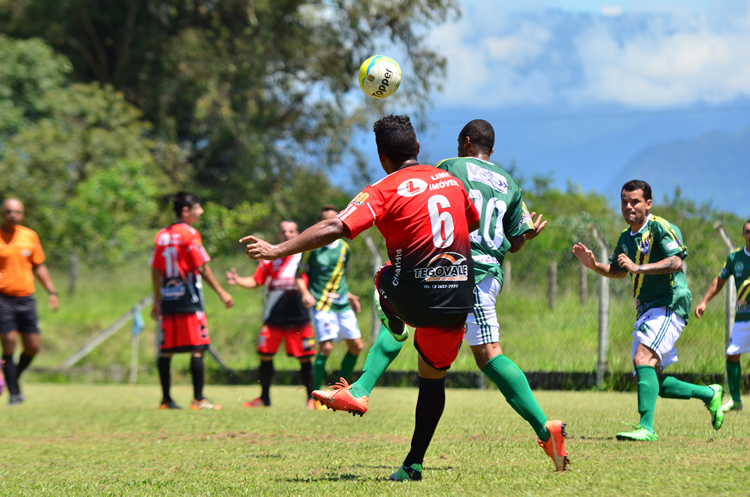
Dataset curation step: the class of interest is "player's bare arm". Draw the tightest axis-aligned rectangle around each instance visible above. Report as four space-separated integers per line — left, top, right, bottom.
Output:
151 267 162 319
33 263 59 312
509 212 546 253
242 218 350 261
695 275 726 319
197 264 234 308
618 253 683 275
572 242 627 279
348 293 361 313
296 276 316 308
226 267 259 289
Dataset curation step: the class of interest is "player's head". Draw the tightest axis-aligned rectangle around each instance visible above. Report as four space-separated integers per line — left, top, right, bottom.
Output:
743 220 750 246
373 114 419 172
2 198 24 227
319 205 339 221
279 220 299 242
458 119 494 158
620 180 652 228
173 192 203 224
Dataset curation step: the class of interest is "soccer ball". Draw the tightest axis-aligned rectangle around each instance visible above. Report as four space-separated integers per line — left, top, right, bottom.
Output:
358 55 401 99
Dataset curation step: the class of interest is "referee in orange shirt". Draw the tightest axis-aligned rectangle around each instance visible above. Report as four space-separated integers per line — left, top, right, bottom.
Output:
0 199 59 406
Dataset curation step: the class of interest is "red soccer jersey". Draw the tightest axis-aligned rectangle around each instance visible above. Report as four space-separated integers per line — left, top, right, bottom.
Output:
338 164 480 312
253 254 309 325
150 222 211 314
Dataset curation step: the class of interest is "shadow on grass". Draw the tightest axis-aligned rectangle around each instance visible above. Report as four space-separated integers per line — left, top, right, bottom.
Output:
280 464 454 483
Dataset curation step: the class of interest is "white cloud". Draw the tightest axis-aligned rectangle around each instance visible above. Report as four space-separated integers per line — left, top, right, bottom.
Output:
429 3 750 109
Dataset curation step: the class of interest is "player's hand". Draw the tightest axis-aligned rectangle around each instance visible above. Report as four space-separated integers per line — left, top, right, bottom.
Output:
695 302 707 319
220 291 234 309
151 301 162 320
226 267 239 285
48 294 59 312
240 235 280 261
301 292 315 308
572 243 597 268
617 253 638 273
524 212 547 241
348 293 361 313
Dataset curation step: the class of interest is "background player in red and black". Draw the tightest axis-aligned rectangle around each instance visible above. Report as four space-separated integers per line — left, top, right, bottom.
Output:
241 115 480 482
150 192 234 410
226 221 317 408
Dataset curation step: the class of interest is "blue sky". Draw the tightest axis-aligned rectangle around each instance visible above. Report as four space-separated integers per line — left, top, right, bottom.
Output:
340 0 750 213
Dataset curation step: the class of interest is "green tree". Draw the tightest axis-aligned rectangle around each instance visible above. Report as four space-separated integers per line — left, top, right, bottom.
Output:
1 0 460 204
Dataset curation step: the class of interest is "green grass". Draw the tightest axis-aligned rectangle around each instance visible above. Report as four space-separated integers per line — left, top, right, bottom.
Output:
29 257 737 383
1 384 748 495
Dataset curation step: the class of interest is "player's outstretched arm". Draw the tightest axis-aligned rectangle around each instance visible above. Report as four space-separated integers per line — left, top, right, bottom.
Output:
198 264 234 309
33 263 59 312
509 212 547 253
695 275 726 319
242 218 350 261
618 254 683 276
572 242 626 279
226 267 259 289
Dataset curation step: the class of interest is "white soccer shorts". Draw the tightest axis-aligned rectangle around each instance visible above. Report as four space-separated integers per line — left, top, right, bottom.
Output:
727 320 750 355
631 306 685 373
311 308 361 343
465 274 502 347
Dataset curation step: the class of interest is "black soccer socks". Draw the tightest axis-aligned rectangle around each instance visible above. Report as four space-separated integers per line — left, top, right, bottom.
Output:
404 376 446 467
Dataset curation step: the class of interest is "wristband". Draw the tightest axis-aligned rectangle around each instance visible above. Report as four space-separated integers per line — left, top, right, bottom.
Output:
49 292 58 296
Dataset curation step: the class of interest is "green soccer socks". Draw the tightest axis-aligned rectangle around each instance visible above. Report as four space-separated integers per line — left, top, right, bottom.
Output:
339 351 359 382
483 354 550 441
657 375 715 403
727 360 742 403
313 353 329 391
349 325 404 399
636 365 659 434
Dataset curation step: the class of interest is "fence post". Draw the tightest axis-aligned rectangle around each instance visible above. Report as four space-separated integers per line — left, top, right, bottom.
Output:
504 259 511 293
363 233 384 341
715 222 736 352
589 223 610 390
69 254 79 296
579 264 587 306
548 262 557 310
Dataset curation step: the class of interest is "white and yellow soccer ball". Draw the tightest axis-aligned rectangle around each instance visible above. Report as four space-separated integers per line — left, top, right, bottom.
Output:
358 55 402 99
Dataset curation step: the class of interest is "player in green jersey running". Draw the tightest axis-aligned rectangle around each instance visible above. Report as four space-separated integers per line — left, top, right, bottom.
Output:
573 180 724 441
695 220 750 412
297 206 363 409
313 119 570 473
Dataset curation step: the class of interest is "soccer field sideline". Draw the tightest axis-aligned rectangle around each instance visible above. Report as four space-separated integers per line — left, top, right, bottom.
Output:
1 384 748 495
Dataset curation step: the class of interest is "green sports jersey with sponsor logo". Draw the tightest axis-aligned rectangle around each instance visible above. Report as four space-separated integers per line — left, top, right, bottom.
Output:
719 247 750 322
297 239 352 313
436 157 534 287
609 214 692 322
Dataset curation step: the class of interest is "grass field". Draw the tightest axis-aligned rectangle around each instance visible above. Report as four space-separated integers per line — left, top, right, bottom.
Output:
1 384 748 495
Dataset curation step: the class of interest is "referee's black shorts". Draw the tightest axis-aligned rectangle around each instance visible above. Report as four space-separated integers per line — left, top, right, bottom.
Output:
0 293 39 334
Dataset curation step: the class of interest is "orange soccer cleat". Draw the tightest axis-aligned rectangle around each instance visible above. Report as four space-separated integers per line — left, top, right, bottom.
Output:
242 397 269 408
312 378 369 416
538 420 569 472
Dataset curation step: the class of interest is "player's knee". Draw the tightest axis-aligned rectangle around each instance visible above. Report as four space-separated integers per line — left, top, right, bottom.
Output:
348 339 363 355
319 341 333 355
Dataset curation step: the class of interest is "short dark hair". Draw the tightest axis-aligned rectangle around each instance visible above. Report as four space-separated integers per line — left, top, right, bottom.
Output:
373 114 419 162
459 119 494 154
743 220 750 232
621 180 652 201
173 191 201 218
319 204 338 220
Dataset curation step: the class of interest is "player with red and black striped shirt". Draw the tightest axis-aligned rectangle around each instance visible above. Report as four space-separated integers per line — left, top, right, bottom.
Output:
150 192 234 410
242 115 480 482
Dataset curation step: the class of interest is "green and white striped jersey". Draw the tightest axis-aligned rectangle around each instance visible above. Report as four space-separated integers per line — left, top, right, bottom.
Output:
436 157 534 287
297 239 352 313
719 247 750 322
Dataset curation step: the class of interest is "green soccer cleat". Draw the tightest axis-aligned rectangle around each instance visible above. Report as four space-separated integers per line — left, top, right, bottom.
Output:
389 463 422 481
706 384 724 430
721 398 743 412
616 425 658 442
